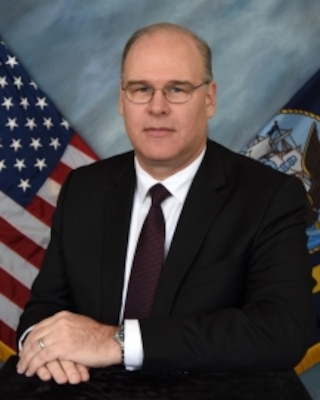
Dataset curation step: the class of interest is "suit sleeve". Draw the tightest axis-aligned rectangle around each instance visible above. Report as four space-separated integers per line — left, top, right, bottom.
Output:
17 173 75 341
140 176 316 371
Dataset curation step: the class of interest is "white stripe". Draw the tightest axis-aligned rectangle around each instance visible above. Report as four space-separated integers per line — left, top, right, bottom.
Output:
0 243 39 289
61 144 96 170
0 293 22 330
0 191 50 249
37 178 61 207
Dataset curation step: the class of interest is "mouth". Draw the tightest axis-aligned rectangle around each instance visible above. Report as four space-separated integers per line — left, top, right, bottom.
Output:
143 127 175 136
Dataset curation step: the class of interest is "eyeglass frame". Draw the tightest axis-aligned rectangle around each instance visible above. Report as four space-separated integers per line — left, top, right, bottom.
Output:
121 80 211 104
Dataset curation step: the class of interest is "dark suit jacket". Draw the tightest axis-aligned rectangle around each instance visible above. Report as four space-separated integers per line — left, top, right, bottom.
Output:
17 139 315 372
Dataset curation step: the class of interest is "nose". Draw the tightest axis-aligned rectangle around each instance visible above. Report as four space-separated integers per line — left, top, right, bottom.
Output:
147 89 170 115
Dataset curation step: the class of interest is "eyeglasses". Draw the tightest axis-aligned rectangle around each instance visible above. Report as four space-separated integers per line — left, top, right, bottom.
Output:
121 81 210 104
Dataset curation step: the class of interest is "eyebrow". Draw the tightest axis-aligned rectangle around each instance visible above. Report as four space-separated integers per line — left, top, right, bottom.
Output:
125 80 193 86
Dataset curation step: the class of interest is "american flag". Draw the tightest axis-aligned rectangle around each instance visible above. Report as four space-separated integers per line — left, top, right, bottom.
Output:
0 40 98 360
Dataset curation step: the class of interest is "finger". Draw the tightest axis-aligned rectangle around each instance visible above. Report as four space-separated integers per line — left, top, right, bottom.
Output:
21 312 69 352
45 361 89 385
21 340 59 378
18 325 51 366
59 360 89 384
18 312 75 375
17 335 51 374
75 363 90 382
44 360 69 385
36 365 52 381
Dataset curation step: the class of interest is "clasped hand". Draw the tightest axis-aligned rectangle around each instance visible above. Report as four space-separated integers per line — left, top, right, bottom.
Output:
17 311 121 384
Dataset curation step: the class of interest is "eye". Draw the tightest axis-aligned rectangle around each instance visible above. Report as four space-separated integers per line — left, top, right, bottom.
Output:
168 85 187 94
131 85 152 94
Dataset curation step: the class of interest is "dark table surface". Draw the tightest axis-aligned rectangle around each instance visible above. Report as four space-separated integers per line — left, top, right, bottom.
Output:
0 356 312 400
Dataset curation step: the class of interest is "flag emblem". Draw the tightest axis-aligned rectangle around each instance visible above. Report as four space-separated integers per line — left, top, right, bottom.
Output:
242 69 320 373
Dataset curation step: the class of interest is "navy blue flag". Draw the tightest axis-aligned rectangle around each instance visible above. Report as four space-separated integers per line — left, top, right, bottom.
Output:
242 68 320 374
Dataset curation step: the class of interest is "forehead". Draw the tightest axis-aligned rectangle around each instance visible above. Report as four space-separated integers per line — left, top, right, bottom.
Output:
122 31 205 82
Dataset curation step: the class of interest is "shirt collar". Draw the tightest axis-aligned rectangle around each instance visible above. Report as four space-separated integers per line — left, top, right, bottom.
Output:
134 147 206 204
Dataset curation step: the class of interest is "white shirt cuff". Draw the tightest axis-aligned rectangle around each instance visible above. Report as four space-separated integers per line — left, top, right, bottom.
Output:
123 319 143 370
18 326 34 351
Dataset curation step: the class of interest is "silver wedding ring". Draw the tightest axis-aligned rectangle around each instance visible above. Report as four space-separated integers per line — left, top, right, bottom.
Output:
38 338 46 350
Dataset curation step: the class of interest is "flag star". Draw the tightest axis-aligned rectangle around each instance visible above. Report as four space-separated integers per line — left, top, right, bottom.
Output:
34 158 47 171
0 159 7 172
6 117 19 131
30 137 42 150
43 117 54 130
14 158 26 171
0 76 8 89
10 138 22 152
35 96 48 110
61 119 70 130
18 178 31 192
20 97 30 110
30 80 38 89
25 117 37 131
5 55 18 68
1 96 14 110
13 76 24 89
50 137 61 150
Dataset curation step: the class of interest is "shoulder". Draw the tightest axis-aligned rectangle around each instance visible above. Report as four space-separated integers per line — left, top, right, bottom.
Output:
205 139 306 201
206 139 301 185
67 150 135 185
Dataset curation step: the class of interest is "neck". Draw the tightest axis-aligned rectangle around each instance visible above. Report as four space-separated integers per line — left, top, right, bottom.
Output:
135 146 206 180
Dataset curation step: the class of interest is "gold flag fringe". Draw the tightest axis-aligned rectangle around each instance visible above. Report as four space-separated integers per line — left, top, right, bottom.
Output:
295 342 320 375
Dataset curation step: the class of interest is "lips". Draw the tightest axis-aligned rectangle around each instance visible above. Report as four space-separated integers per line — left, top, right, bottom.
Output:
143 127 175 135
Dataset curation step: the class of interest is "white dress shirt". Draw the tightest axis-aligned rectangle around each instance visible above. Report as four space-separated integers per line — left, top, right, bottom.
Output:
122 148 205 369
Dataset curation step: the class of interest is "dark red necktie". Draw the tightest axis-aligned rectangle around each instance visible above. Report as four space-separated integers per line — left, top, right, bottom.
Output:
124 184 170 319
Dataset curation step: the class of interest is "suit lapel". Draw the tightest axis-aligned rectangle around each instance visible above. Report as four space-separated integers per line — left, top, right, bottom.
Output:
152 142 230 316
99 155 136 324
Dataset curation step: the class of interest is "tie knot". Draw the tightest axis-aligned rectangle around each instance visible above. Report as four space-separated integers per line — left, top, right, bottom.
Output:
149 184 170 206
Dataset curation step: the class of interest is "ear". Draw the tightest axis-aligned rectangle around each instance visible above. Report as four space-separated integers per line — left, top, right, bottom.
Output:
205 81 217 119
118 84 124 115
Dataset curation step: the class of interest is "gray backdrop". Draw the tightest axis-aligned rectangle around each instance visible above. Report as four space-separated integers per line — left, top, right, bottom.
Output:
0 0 319 158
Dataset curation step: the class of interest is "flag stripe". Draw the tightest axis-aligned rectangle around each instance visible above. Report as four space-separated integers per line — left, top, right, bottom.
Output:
61 143 97 169
0 294 22 331
37 178 61 207
25 195 55 226
70 134 99 160
50 160 72 185
0 218 45 269
0 191 50 248
0 311 20 350
0 243 38 289
0 268 30 309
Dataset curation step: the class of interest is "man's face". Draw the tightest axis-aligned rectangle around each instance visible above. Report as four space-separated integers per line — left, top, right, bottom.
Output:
119 31 216 178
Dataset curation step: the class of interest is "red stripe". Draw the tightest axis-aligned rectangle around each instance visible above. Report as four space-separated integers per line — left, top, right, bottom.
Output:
0 217 45 269
25 195 55 226
70 134 99 160
50 160 72 186
0 320 17 352
0 267 30 309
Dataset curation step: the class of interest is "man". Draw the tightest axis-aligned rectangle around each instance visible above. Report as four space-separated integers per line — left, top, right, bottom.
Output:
16 22 315 385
